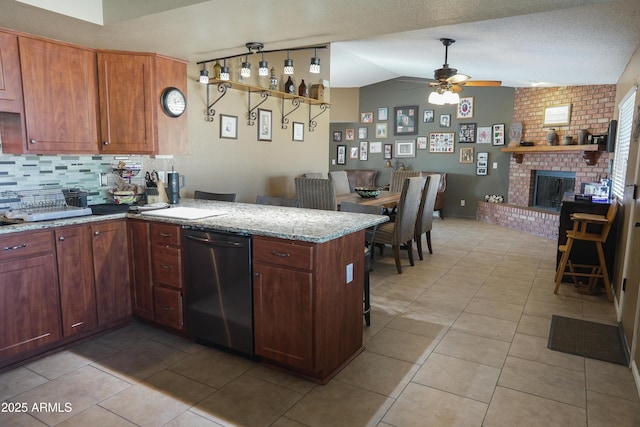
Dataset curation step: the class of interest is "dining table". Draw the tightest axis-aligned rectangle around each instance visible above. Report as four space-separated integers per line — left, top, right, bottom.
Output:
337 191 401 209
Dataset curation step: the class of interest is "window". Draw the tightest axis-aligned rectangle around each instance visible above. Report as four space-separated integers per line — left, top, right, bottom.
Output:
611 88 636 200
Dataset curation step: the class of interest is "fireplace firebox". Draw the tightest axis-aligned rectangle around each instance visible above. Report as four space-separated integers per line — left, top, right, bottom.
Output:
532 171 576 211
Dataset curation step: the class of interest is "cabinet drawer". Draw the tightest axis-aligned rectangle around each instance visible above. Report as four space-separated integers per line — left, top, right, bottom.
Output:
154 287 182 330
0 230 53 262
150 222 182 246
253 237 314 271
152 245 183 288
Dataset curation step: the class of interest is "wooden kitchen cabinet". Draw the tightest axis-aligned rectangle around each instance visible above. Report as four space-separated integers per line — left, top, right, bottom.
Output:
91 220 132 325
0 30 24 113
0 230 61 364
128 220 154 321
17 36 98 154
252 233 364 382
97 51 188 155
55 225 98 337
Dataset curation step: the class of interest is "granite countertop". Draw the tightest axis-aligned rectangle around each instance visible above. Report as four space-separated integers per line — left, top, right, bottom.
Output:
0 199 388 243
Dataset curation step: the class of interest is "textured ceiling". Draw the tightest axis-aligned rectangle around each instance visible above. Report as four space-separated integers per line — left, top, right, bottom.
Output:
1 0 638 88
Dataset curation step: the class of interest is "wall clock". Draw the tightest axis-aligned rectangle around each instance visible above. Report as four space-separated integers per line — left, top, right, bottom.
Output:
160 87 186 118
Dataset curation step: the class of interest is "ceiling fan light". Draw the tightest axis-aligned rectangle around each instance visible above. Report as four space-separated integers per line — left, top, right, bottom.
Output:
443 90 459 104
428 91 445 105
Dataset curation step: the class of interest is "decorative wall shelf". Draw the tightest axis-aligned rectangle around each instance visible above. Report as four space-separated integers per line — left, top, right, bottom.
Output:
202 79 330 131
501 144 606 165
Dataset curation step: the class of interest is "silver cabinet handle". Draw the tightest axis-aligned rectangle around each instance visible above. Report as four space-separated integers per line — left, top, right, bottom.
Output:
160 263 174 270
3 243 27 251
159 233 173 237
59 236 65 241
29 139 36 144
94 231 100 236
271 250 290 257
103 141 109 145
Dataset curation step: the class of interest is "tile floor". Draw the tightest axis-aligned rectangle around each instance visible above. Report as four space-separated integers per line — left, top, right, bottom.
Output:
2 218 640 426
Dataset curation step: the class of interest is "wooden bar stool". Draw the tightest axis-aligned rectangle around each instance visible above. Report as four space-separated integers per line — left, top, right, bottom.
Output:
554 199 617 301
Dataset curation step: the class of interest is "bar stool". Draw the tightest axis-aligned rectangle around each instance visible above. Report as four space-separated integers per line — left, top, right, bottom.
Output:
554 199 617 301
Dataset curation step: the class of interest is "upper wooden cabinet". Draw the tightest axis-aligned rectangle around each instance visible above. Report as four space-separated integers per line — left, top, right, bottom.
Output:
18 36 99 154
97 51 188 155
0 30 24 113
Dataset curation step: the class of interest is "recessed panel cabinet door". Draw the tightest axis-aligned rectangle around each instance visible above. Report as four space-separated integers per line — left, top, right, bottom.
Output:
97 52 155 154
18 37 98 153
0 31 24 112
0 254 61 361
55 225 98 337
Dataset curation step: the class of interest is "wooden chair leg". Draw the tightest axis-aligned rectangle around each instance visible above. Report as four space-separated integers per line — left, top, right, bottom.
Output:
554 238 574 294
596 242 613 302
407 240 415 266
415 234 424 261
426 231 433 254
392 245 403 274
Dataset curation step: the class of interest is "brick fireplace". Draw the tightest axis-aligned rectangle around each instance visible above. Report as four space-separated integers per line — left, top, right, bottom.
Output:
477 85 615 239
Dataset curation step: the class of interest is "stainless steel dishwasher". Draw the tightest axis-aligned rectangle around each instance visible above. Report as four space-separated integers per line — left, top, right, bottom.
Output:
183 227 254 355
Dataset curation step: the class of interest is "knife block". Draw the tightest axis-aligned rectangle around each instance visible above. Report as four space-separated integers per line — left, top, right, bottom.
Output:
147 179 169 204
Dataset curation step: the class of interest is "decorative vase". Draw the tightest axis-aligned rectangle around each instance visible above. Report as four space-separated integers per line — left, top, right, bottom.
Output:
578 129 589 145
547 129 558 145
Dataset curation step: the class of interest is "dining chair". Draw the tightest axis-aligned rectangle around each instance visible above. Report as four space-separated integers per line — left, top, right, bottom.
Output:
194 190 236 202
371 176 422 274
303 172 324 178
294 177 337 210
414 174 441 260
554 199 618 301
389 170 421 193
340 201 384 326
329 171 352 195
255 195 299 207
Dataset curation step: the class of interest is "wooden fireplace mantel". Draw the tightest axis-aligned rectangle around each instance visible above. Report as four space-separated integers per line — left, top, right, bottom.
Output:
501 144 606 165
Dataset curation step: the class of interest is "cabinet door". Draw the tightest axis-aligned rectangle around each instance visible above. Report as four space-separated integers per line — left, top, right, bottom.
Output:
92 220 132 324
97 52 155 154
128 220 154 320
55 225 98 337
253 264 313 371
18 37 98 153
0 31 23 113
0 255 61 361
153 286 183 330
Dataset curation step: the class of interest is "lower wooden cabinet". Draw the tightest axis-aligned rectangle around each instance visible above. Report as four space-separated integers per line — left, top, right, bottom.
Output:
0 231 61 362
55 225 98 336
128 220 154 320
153 286 183 330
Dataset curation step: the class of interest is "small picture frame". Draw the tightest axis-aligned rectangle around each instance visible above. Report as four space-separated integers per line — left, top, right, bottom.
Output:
383 144 393 159
293 122 304 141
394 105 418 135
457 96 474 119
349 146 359 159
361 111 374 124
358 127 368 139
359 141 368 161
369 141 382 153
477 126 492 144
345 128 355 141
458 123 477 143
337 145 347 165
459 146 474 164
492 123 505 145
477 152 488 176
220 114 238 139
423 109 435 123
333 131 342 142
395 140 415 158
439 114 451 128
375 123 388 139
429 132 455 153
543 103 572 126
416 136 428 150
377 107 388 121
258 108 272 141
476 167 487 176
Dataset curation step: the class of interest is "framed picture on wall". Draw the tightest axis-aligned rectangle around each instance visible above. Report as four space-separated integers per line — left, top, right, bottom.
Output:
416 136 428 149
492 123 505 145
292 122 304 141
377 107 388 121
429 132 455 153
460 146 474 163
359 141 368 161
375 123 388 138
394 105 418 135
358 127 368 139
337 145 347 165
383 144 393 159
395 140 415 158
458 122 477 143
349 146 359 159
333 131 342 142
361 111 374 124
258 108 272 141
423 109 435 123
457 96 474 119
477 126 492 144
345 128 355 141
220 114 238 139
439 114 451 128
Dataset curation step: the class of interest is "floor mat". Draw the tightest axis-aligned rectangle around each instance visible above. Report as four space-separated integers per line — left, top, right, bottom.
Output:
547 315 628 366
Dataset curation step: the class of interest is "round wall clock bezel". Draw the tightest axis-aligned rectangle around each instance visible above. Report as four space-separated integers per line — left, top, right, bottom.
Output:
160 87 186 118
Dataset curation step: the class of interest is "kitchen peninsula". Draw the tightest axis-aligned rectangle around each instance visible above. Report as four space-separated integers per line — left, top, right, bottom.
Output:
0 200 387 383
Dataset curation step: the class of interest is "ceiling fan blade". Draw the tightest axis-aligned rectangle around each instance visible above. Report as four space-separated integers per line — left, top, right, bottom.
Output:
451 85 463 93
460 80 502 87
446 73 470 84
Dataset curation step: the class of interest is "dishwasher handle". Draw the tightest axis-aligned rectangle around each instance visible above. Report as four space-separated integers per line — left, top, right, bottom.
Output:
186 234 246 248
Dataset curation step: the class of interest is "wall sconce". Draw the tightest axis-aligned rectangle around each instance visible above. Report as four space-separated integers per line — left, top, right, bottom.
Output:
310 48 320 74
283 51 294 75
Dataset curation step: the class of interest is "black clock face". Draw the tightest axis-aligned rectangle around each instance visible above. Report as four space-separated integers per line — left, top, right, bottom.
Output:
161 87 186 117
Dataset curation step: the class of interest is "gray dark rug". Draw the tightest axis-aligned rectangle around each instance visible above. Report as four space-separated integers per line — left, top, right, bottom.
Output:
547 315 628 366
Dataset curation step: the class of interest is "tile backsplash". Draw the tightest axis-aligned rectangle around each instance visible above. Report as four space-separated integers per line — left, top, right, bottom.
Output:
0 153 145 206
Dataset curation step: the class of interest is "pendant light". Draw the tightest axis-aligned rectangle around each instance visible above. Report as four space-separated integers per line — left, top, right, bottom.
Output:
241 55 251 78
258 52 269 76
199 66 209 84
309 48 320 74
283 51 294 75
220 59 230 81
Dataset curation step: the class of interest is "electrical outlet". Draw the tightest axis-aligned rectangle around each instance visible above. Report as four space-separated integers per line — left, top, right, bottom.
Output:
157 171 166 182
346 263 353 284
493 162 498 169
460 199 466 207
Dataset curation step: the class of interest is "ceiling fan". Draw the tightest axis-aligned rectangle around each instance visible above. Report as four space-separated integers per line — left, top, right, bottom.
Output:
429 38 501 93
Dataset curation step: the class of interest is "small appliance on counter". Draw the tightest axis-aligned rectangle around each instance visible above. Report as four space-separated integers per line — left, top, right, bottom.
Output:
2 189 92 222
575 179 611 203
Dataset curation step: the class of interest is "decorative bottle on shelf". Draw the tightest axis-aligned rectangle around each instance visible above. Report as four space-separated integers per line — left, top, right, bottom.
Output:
213 61 221 79
546 128 558 145
298 79 307 97
285 76 295 94
269 67 278 90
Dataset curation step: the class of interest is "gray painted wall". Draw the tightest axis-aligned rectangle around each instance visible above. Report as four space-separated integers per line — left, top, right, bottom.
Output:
329 80 515 218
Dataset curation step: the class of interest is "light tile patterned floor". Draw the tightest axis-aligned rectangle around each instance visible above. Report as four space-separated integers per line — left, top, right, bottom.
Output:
1 218 639 426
